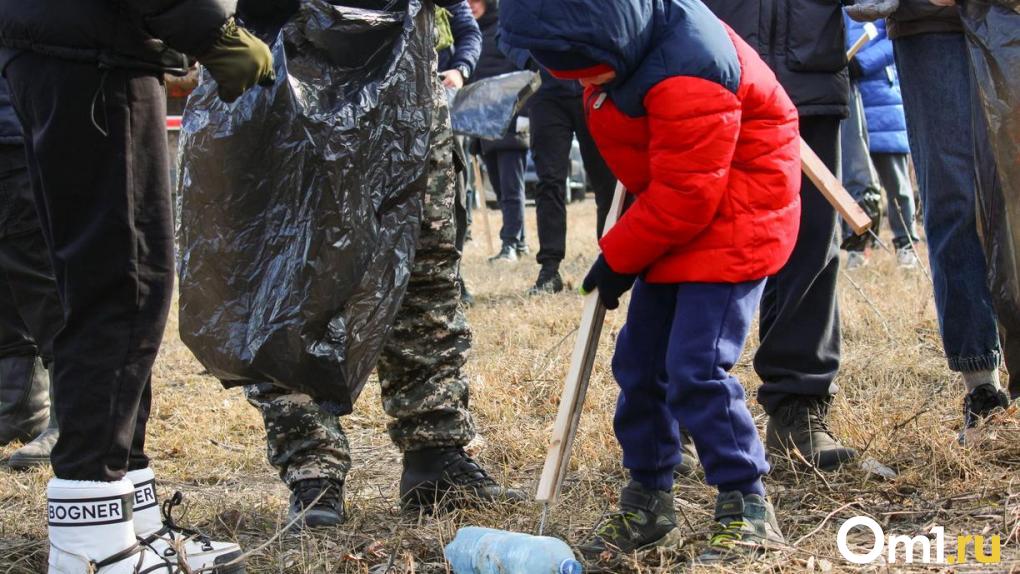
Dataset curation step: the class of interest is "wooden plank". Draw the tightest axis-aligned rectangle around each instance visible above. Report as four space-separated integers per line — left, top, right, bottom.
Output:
471 155 497 254
800 138 874 235
536 183 627 503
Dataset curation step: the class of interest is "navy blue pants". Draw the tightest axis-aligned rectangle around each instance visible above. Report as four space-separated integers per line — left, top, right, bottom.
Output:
614 279 770 493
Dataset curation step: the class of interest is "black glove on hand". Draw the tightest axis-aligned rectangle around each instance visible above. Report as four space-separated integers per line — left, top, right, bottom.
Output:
580 255 638 310
198 18 275 103
848 59 864 80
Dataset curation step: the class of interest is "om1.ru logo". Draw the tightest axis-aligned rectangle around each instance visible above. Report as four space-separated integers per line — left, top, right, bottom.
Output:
838 516 1000 565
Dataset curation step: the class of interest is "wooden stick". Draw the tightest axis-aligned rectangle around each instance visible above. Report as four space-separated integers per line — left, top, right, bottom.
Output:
536 183 627 503
800 137 873 235
847 22 879 60
472 155 497 255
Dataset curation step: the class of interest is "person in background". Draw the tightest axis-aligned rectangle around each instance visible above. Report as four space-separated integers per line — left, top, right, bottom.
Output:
0 76 63 470
501 19 617 293
502 0 802 562
437 1 482 88
883 0 1010 441
467 0 531 264
844 14 920 269
697 0 858 472
1 0 273 570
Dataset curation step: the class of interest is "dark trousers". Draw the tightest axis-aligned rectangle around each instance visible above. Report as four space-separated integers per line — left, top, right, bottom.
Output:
754 116 842 415
482 149 527 245
614 279 770 492
530 91 616 267
6 54 174 481
0 146 62 363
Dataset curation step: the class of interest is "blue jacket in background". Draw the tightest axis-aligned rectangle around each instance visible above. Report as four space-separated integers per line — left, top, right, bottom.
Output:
0 77 22 146
846 16 909 154
437 1 482 75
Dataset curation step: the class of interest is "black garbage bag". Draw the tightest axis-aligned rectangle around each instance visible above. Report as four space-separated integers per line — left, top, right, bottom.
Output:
177 0 435 413
961 1 1020 380
448 70 540 139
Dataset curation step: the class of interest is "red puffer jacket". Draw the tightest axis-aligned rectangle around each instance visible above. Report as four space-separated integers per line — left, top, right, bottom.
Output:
588 28 801 284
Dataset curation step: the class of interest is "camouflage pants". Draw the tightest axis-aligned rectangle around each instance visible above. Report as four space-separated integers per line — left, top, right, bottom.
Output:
245 101 476 487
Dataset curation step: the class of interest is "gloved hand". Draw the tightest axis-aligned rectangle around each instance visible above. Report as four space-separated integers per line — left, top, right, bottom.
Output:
848 58 864 80
580 255 638 310
198 18 275 103
846 0 900 22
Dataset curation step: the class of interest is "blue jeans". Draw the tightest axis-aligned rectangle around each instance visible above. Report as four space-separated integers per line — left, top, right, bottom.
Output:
482 149 527 246
613 279 769 493
895 33 1000 372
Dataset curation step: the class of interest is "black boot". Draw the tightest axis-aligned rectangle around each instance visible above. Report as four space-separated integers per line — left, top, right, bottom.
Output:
457 277 475 307
959 384 1010 445
488 243 518 264
10 385 58 469
577 481 684 559
766 397 857 471
0 356 49 445
288 478 345 529
527 264 564 296
400 447 525 512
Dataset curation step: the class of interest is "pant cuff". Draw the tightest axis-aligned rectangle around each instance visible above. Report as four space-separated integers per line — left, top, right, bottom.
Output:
948 351 1000 373
719 478 766 498
629 469 673 493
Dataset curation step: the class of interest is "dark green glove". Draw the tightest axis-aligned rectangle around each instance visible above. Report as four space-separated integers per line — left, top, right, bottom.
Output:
198 18 275 103
580 255 638 311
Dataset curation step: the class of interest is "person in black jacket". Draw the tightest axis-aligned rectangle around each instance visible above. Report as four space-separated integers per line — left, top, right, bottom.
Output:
500 11 618 293
0 1 272 571
468 0 532 263
698 0 858 471
0 77 63 471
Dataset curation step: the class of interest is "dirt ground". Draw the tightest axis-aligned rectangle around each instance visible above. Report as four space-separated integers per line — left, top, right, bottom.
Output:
3 201 1020 573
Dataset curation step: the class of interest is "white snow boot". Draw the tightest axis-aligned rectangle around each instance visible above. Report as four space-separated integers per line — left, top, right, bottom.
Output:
127 468 245 573
47 478 175 573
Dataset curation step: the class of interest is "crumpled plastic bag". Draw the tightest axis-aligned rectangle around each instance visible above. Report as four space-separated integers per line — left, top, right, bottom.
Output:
448 70 539 139
177 0 434 413
961 1 1020 381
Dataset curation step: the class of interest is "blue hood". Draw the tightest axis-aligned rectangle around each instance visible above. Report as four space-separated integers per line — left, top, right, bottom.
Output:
499 0 739 116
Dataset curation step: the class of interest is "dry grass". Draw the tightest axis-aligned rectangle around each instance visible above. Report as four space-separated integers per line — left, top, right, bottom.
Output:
3 201 1020 573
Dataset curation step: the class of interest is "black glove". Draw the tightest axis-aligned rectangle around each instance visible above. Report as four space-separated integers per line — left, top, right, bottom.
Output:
580 255 638 310
848 58 865 80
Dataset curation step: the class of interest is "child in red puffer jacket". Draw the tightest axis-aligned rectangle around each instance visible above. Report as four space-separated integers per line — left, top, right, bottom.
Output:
501 0 801 564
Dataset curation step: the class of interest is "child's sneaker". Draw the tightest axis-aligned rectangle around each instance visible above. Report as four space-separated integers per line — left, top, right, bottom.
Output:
896 246 918 269
577 481 683 559
696 491 785 564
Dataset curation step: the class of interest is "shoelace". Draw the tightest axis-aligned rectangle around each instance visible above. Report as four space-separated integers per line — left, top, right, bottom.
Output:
709 520 749 549
441 451 497 487
294 480 343 510
594 511 643 542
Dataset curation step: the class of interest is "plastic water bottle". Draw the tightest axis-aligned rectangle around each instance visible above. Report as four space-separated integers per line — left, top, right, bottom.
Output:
445 527 584 574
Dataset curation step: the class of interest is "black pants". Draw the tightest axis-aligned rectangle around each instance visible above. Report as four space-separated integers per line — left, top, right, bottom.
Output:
6 54 174 481
530 91 616 267
755 116 842 414
0 146 62 363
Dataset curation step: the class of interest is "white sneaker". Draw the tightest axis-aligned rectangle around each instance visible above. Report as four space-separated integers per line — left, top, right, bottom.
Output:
845 251 868 270
896 247 918 269
127 468 245 573
47 478 174 573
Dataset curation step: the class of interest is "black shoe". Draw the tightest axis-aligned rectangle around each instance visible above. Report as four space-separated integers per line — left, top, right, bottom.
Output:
288 478 345 529
696 491 786 564
488 243 518 264
577 481 683 559
0 356 49 446
673 429 700 478
400 447 526 512
516 241 531 257
766 397 857 471
959 384 1010 445
527 266 564 295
